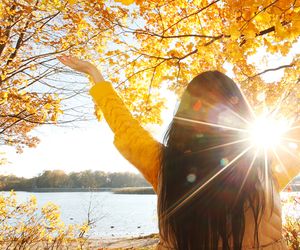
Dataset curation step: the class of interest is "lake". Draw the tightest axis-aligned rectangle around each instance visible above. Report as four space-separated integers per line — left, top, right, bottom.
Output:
11 191 159 238
3 191 300 239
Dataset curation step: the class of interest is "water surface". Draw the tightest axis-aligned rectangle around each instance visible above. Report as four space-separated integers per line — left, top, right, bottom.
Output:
4 191 299 238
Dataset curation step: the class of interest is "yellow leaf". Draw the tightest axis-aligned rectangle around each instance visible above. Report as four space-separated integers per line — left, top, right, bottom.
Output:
244 29 256 39
275 20 287 38
44 103 52 109
56 109 64 115
68 0 77 4
187 42 194 51
255 12 271 24
175 42 181 48
229 26 240 39
294 6 300 13
115 0 135 5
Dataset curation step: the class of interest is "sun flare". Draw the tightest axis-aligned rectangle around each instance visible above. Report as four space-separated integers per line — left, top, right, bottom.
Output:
165 110 299 218
247 116 290 149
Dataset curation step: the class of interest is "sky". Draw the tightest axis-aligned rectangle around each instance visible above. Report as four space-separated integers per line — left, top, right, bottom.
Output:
0 87 176 178
1 41 299 178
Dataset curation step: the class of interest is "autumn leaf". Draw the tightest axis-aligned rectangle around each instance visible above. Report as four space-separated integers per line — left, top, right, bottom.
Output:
68 0 77 4
115 0 135 5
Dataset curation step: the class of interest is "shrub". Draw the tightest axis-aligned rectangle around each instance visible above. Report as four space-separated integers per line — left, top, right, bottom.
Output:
0 191 90 249
282 193 300 250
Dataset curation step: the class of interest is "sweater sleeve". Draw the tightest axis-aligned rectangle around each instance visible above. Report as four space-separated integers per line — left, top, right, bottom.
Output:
89 81 162 193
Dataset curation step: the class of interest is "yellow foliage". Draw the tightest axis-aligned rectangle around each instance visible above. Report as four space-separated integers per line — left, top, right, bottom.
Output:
1 0 300 150
68 0 77 4
0 192 91 249
0 0 113 152
115 0 135 5
95 0 300 124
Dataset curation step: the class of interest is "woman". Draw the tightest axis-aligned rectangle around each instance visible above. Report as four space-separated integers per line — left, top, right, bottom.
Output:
57 55 299 250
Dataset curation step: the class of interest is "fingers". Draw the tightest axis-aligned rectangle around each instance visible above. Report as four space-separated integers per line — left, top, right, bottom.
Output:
56 55 94 75
56 54 89 74
57 55 81 67
57 55 70 62
56 55 66 64
57 55 76 68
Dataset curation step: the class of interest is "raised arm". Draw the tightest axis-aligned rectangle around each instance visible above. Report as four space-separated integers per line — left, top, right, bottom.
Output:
89 81 162 192
57 55 162 192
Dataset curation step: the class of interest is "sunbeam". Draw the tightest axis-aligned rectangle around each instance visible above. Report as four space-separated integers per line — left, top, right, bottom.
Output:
281 137 300 144
237 83 258 120
288 125 300 131
233 149 259 208
187 138 251 154
174 116 248 132
162 144 254 219
226 107 252 125
270 146 292 183
278 143 300 160
269 89 290 118
264 148 270 205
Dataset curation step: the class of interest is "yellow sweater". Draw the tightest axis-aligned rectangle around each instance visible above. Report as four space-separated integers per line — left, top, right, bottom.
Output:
89 81 161 193
89 81 300 193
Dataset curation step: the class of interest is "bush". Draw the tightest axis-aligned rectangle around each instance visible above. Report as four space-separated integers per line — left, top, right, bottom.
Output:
282 193 300 250
0 191 90 249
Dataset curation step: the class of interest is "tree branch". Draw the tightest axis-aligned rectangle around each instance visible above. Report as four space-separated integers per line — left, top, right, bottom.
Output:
243 64 294 81
164 0 220 33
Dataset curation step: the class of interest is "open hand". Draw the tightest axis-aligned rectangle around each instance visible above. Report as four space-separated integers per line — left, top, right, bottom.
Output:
56 55 96 75
57 55 105 82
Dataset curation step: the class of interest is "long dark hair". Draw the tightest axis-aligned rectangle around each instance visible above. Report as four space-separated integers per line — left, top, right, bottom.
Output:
158 71 274 250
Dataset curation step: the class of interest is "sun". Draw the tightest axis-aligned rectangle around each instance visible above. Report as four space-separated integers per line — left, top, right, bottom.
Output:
247 115 291 149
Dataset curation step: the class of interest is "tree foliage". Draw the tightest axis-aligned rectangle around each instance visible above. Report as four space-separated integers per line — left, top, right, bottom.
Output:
96 0 300 124
2 0 300 153
0 170 151 190
0 0 116 153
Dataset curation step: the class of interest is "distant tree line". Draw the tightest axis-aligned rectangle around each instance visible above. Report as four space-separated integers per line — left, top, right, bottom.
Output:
0 170 151 191
1 170 299 191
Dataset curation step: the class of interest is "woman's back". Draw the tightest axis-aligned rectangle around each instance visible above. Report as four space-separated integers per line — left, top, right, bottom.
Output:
243 188 285 249
156 172 287 250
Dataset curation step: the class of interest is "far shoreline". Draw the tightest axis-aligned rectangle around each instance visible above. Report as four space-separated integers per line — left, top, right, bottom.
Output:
2 185 300 193
1 187 156 194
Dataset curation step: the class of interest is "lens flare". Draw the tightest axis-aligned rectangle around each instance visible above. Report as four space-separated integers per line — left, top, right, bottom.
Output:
248 116 290 149
164 101 299 219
